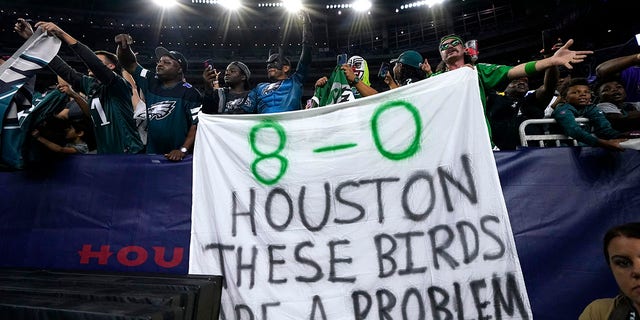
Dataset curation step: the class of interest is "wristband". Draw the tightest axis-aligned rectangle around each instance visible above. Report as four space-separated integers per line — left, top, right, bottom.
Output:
524 61 537 76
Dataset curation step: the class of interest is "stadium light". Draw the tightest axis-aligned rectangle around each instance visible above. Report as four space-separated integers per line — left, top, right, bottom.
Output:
152 0 178 8
281 0 303 13
218 0 242 10
426 0 445 6
258 2 285 7
352 0 371 12
191 0 243 10
398 0 446 11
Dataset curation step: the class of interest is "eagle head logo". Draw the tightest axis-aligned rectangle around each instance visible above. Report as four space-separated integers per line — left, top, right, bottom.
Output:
147 101 176 120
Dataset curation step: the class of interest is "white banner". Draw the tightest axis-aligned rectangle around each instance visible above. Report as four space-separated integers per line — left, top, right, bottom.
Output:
190 68 532 320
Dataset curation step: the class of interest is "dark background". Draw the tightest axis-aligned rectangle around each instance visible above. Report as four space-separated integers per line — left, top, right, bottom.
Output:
1 0 637 96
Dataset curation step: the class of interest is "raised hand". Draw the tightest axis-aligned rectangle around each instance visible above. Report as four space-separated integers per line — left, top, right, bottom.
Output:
114 34 133 49
340 64 357 83
421 58 432 76
315 76 328 88
203 66 220 89
384 71 398 89
34 22 66 38
14 18 34 39
552 39 594 69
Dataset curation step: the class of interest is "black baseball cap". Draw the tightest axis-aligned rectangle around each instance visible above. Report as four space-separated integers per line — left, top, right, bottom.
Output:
155 47 188 73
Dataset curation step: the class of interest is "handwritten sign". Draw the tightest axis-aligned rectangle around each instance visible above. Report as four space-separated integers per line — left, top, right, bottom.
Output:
190 68 532 320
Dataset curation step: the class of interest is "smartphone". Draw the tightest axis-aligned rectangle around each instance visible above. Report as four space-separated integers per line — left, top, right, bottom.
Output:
378 62 390 78
204 59 214 70
336 54 348 66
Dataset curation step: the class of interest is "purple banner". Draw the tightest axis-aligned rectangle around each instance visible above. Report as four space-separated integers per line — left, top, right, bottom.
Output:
1 147 637 319
0 155 192 274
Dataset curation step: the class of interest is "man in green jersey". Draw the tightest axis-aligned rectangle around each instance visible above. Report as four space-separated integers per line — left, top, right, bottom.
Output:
434 34 593 146
14 19 143 154
435 34 593 110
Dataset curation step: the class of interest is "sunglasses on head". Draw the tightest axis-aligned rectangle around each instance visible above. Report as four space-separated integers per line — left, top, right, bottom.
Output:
440 39 462 51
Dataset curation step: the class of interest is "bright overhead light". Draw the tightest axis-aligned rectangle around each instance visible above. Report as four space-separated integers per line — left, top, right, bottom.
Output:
219 0 242 10
399 0 445 10
281 0 303 13
352 0 371 12
426 0 445 6
152 0 177 7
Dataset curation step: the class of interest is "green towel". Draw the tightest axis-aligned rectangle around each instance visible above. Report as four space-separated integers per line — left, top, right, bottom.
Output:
311 65 355 108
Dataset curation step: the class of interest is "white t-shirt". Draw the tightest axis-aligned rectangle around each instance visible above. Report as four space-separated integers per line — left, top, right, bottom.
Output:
596 101 640 115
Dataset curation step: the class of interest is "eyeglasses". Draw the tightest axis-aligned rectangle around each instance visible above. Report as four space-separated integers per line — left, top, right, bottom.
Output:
439 39 462 51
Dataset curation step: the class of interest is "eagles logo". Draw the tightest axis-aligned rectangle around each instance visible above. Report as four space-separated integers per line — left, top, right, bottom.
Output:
147 101 176 120
226 97 245 111
261 81 282 95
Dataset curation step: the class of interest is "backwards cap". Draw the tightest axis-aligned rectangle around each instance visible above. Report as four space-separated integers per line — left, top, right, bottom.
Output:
390 50 423 69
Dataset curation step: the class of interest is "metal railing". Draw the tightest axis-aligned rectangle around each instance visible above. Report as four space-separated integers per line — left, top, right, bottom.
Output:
518 118 591 147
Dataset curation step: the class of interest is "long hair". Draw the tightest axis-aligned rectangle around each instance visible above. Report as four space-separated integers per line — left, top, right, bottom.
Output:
397 65 425 85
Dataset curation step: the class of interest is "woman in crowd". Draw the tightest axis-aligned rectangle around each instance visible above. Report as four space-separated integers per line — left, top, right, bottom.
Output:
580 222 640 319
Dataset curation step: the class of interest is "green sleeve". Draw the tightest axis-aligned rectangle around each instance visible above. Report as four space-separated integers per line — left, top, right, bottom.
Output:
585 105 621 139
476 63 512 91
553 104 599 146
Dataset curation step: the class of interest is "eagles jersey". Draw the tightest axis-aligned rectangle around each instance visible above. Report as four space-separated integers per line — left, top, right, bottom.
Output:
1 80 35 168
202 88 250 114
244 44 311 114
48 44 143 155
79 75 143 154
133 66 201 154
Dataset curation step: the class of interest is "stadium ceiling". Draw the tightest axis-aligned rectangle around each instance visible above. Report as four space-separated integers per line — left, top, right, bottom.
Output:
11 0 478 14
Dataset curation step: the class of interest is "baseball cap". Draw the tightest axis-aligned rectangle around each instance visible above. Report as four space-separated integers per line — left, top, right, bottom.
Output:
155 47 188 73
390 50 423 69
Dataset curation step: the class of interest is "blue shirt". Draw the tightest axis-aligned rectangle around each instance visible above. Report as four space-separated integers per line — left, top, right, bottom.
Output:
244 45 311 114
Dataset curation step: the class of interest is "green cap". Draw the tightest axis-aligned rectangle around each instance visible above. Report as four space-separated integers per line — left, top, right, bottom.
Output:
390 50 423 69
440 34 464 47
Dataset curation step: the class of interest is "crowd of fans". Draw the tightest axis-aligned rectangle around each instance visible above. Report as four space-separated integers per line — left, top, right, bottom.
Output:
3 10 640 320
1 10 640 170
